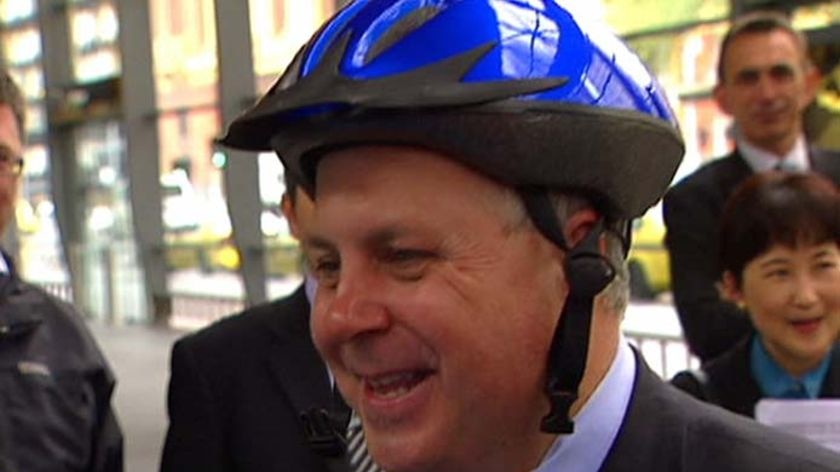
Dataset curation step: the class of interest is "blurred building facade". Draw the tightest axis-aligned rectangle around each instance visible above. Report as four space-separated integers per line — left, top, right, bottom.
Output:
0 0 837 326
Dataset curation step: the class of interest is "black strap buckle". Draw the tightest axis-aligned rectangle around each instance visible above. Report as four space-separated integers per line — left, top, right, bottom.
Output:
300 408 347 457
540 386 578 434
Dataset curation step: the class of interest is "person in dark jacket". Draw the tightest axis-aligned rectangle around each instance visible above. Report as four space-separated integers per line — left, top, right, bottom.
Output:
0 69 123 471
672 171 840 417
663 12 840 363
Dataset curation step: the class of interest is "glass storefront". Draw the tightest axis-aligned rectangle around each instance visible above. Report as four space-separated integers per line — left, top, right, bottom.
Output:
72 121 146 321
65 0 145 321
249 0 335 298
0 2 68 287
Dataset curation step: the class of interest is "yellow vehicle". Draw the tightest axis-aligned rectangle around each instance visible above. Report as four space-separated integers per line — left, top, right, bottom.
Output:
164 229 240 273
627 206 670 300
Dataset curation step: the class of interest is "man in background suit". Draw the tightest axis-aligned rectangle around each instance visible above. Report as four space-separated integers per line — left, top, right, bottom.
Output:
160 177 350 472
663 12 840 363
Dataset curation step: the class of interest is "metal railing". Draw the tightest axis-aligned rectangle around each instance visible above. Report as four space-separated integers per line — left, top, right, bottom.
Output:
625 330 700 379
168 294 245 330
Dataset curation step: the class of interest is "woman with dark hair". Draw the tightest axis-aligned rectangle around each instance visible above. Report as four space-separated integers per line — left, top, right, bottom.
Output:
672 171 840 417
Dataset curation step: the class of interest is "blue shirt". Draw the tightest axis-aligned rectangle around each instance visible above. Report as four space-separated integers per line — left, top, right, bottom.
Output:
305 273 317 306
533 339 636 472
750 336 832 399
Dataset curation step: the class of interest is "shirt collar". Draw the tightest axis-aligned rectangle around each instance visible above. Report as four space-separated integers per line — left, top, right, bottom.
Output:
533 337 636 472
305 275 337 389
304 273 317 307
737 133 809 173
0 251 9 275
750 335 832 399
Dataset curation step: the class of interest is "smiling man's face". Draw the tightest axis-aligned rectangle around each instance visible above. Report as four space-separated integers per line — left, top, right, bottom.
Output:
307 145 566 472
714 28 815 156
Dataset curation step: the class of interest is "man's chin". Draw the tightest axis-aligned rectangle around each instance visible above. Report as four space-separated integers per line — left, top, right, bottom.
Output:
366 425 450 472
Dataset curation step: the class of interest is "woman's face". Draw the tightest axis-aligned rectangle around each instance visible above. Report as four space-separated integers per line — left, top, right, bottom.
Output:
725 242 840 376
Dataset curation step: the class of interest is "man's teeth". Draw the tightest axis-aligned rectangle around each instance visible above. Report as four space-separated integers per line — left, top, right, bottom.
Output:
366 371 425 397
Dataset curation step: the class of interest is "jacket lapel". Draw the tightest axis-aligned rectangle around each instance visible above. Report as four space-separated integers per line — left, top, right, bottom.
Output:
263 286 352 472
819 347 840 398
264 286 338 416
810 147 840 184
599 348 685 472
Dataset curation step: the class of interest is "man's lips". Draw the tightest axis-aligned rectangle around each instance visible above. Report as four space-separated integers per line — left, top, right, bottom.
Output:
363 370 433 400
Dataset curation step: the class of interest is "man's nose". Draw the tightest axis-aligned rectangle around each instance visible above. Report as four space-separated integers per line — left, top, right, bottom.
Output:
755 73 782 101
324 270 391 337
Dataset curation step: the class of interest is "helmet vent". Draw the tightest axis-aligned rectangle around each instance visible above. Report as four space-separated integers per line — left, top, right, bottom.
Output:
365 5 444 66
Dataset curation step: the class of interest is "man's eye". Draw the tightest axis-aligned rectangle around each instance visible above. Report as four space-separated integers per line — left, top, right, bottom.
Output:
734 70 759 86
312 258 341 287
389 249 428 262
384 248 434 280
769 64 795 81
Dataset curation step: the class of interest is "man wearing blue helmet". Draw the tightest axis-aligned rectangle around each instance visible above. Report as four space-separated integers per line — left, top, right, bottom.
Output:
220 1 840 471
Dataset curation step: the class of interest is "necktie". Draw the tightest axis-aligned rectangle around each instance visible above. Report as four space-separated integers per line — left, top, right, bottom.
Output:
346 412 382 472
774 160 798 172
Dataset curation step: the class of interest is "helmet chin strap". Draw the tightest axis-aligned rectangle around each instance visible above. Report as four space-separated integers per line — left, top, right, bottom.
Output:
519 188 616 434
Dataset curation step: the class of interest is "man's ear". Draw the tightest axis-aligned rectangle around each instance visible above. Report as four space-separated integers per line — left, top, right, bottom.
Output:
713 83 732 116
281 192 301 240
800 64 822 109
563 208 600 249
720 271 744 307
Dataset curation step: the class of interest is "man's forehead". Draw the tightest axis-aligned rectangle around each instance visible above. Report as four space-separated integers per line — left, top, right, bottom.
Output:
726 29 801 60
0 104 22 153
723 35 804 78
315 144 487 192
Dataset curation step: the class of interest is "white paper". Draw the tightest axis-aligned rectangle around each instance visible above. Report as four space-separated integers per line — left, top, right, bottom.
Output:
755 399 840 452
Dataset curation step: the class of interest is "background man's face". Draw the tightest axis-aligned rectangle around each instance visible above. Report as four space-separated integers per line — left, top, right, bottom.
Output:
0 104 22 236
714 29 815 154
307 145 565 472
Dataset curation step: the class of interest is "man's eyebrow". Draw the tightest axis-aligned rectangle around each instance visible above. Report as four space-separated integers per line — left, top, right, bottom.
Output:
304 235 335 252
366 228 405 248
304 227 412 251
0 143 18 158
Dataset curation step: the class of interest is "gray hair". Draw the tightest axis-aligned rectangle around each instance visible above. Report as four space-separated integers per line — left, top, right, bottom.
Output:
548 193 630 316
494 188 630 316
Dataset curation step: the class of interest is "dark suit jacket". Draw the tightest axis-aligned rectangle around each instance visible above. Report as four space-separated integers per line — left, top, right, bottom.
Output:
663 147 840 362
160 285 351 472
601 349 840 471
670 337 840 418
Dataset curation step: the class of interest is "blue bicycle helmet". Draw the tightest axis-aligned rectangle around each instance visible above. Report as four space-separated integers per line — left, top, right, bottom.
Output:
222 0 683 220
221 0 684 437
